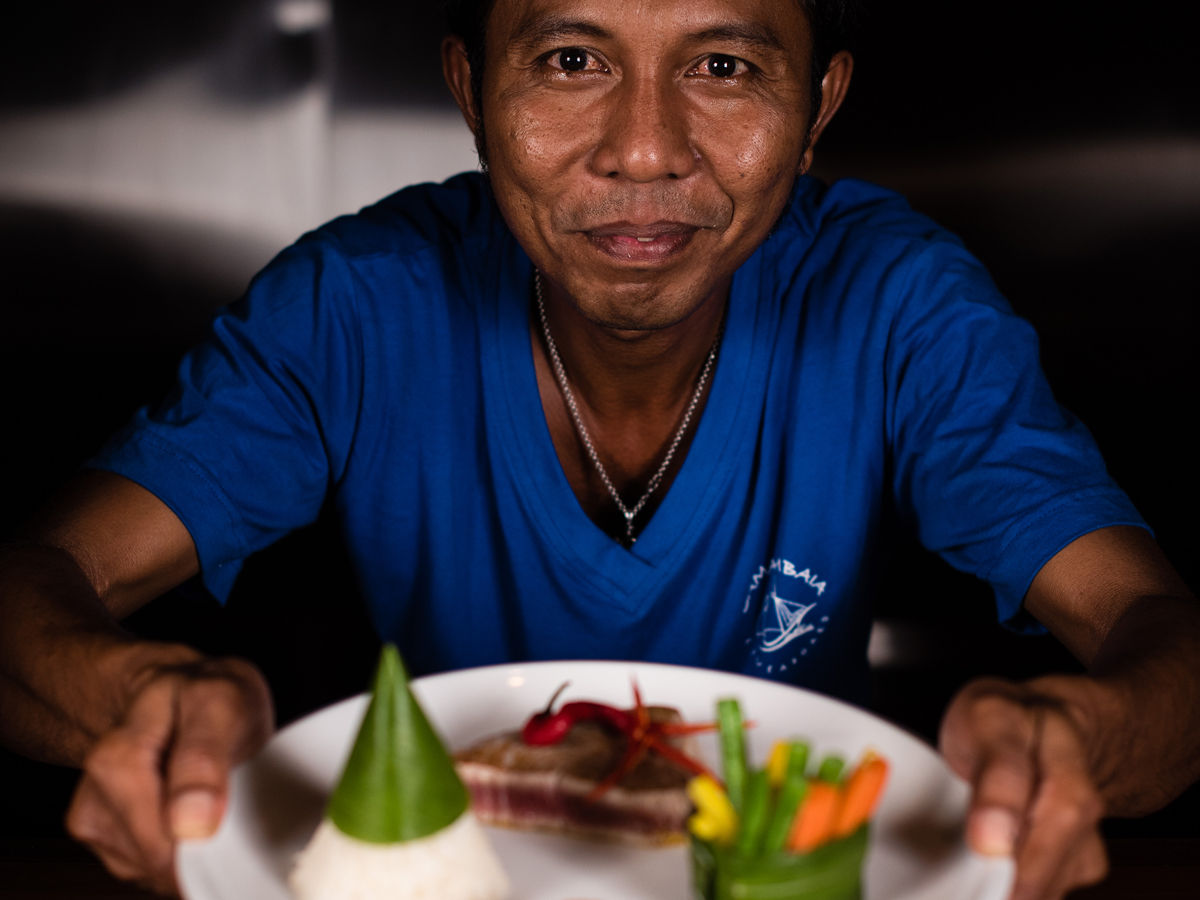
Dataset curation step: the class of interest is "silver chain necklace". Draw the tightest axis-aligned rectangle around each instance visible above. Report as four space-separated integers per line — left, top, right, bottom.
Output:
534 271 722 546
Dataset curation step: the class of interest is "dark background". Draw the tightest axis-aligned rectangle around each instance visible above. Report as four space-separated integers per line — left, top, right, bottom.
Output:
2 0 1197 854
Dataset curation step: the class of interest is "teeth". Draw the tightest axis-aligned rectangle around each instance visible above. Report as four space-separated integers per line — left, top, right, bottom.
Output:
637 236 654 242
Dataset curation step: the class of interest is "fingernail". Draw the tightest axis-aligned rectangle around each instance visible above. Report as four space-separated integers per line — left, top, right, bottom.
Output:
170 790 219 840
971 807 1018 856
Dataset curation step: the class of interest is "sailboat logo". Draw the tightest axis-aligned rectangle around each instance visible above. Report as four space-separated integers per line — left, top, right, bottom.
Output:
742 558 830 673
759 589 817 652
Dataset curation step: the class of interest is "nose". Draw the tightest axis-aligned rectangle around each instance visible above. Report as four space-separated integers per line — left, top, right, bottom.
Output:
590 74 697 182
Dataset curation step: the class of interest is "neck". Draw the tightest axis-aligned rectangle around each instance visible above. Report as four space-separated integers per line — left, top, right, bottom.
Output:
531 271 726 543
536 274 728 419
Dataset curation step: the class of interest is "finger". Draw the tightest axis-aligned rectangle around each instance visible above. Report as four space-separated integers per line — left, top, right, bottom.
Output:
1012 825 1107 900
165 662 273 841
67 681 182 893
1010 712 1106 900
66 774 153 886
1035 828 1108 900
940 682 1039 857
75 802 177 899
1068 829 1109 892
939 678 1031 779
968 763 1033 858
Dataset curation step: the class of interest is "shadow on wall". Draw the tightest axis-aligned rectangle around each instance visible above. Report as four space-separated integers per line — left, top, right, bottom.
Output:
4 1 319 108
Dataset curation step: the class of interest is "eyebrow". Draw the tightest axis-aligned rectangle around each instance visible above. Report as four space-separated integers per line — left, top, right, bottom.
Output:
688 22 788 56
507 16 788 57
508 15 613 53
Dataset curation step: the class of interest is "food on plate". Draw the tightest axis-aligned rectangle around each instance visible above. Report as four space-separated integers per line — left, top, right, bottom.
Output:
689 698 889 900
454 680 718 845
290 644 510 900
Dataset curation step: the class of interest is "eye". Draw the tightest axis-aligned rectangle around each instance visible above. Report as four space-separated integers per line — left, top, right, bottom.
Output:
696 54 748 79
548 47 597 72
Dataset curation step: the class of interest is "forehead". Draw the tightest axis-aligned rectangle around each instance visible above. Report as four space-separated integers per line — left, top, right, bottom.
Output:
486 0 812 54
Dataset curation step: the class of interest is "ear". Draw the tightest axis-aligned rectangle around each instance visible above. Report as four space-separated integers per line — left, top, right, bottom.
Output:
441 35 480 139
799 50 854 174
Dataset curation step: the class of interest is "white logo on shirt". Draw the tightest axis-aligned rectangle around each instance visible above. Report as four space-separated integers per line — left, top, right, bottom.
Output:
759 589 817 651
743 557 829 674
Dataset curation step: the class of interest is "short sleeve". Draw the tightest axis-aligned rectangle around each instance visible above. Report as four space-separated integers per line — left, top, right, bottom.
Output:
884 241 1147 625
87 234 366 601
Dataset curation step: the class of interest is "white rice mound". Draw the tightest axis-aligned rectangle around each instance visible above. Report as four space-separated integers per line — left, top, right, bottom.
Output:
289 810 510 900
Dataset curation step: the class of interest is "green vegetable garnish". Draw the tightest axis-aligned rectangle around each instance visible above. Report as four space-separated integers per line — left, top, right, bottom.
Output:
816 753 845 783
736 768 770 857
717 698 748 813
762 741 810 852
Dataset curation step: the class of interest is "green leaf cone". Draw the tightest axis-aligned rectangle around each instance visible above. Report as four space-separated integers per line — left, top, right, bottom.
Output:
326 644 469 843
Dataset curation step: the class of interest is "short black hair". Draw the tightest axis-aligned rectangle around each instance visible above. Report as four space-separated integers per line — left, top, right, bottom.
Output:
445 0 859 140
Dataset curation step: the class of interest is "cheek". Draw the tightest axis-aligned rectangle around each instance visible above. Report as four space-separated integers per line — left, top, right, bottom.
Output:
484 99 572 250
734 132 776 179
696 97 801 180
726 121 802 199
492 91 583 182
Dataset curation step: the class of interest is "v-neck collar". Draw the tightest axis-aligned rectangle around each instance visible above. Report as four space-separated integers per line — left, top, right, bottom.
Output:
482 230 769 613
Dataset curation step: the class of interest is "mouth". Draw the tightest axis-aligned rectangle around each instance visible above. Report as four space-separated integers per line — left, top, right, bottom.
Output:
583 221 701 264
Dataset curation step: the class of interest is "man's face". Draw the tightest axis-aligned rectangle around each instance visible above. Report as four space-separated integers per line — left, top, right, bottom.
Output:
463 0 823 332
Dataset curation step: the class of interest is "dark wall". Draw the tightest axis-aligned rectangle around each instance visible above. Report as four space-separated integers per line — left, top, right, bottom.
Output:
2 0 1196 839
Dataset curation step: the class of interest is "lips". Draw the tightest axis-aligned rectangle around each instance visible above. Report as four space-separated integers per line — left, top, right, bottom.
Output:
583 221 700 263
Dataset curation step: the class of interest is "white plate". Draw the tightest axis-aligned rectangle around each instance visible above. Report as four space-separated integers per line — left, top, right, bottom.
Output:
178 660 1013 899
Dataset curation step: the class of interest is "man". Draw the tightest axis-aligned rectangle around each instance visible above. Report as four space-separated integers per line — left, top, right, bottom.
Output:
1 1 1197 898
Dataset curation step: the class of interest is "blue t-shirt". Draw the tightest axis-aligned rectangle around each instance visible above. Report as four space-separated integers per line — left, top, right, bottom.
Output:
90 173 1144 700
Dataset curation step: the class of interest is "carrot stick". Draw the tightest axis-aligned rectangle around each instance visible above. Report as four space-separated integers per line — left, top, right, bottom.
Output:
787 780 840 852
831 754 889 837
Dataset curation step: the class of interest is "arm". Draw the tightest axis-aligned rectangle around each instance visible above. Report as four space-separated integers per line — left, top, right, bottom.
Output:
939 525 1200 900
0 470 273 895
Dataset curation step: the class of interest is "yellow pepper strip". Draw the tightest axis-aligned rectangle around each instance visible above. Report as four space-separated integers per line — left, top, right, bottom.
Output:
766 740 790 788
687 774 739 845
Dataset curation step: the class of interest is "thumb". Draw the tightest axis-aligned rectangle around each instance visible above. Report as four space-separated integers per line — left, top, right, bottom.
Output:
164 663 274 841
169 787 223 842
939 679 1039 857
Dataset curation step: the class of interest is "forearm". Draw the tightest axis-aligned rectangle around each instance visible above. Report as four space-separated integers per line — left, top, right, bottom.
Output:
1035 592 1200 817
0 541 200 765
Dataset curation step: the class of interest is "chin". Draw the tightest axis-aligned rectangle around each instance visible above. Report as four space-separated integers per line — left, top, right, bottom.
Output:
574 296 696 335
565 274 717 335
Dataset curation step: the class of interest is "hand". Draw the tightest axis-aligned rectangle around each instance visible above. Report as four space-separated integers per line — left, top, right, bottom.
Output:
65 655 274 896
939 677 1108 900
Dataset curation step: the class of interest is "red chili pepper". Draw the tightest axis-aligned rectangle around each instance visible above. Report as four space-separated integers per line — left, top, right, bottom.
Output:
521 679 720 796
521 682 635 744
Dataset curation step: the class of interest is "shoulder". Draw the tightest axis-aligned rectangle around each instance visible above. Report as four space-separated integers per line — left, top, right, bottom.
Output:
242 172 503 316
765 176 1007 316
776 176 954 250
301 171 500 267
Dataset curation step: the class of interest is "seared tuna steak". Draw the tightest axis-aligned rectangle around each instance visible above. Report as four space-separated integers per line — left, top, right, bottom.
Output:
454 707 696 845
